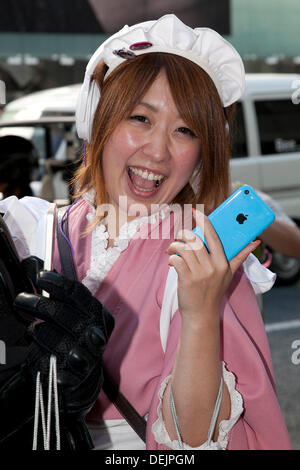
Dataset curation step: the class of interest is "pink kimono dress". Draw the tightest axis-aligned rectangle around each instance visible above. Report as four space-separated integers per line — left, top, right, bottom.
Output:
0 194 292 450
52 195 291 450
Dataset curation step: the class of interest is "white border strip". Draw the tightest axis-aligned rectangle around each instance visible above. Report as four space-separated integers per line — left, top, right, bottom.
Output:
265 319 300 333
0 80 5 104
42 203 56 298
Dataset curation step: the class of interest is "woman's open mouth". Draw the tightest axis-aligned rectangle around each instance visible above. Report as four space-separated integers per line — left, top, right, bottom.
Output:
127 166 167 198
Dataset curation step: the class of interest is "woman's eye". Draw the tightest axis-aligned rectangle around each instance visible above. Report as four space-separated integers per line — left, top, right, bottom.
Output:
130 115 149 123
177 127 196 137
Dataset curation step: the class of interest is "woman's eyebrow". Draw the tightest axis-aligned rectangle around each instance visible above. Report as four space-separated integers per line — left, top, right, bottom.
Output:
139 101 158 112
138 101 181 119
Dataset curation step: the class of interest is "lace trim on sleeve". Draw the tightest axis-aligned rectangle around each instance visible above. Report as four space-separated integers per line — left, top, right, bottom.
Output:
151 362 243 450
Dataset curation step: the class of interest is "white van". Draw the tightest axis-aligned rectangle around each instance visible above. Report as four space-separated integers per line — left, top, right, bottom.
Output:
0 85 80 201
230 73 300 223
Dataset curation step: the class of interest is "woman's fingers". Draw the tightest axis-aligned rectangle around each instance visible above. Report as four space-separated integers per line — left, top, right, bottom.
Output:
167 239 195 274
168 209 261 281
229 240 261 275
192 209 228 266
167 228 207 274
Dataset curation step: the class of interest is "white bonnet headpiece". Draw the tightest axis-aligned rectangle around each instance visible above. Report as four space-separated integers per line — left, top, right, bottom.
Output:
76 14 245 142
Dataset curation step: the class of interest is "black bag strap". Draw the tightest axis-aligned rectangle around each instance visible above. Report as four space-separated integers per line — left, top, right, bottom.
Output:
56 207 78 281
55 206 147 443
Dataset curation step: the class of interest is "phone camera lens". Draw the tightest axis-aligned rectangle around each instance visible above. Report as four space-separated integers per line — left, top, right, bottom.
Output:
244 189 250 195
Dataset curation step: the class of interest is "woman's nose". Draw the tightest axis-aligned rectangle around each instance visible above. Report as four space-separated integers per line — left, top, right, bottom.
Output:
142 129 170 161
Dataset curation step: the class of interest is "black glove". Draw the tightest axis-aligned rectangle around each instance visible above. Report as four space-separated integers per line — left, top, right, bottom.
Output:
0 215 42 384
0 270 114 450
0 255 43 385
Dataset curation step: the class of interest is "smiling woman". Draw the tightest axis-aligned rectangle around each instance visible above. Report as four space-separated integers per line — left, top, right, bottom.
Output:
99 70 201 226
75 52 231 228
0 14 292 451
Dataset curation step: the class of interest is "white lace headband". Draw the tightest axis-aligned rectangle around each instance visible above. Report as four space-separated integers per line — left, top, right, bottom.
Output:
76 14 245 142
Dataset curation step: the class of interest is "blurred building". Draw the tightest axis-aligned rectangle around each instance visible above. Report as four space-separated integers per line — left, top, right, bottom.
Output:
225 0 300 73
0 0 299 102
0 0 230 101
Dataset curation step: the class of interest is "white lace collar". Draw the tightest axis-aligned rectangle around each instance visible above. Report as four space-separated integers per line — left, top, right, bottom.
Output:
81 190 170 294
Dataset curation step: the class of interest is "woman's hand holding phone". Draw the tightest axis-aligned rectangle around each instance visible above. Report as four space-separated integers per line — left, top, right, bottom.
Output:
166 209 260 322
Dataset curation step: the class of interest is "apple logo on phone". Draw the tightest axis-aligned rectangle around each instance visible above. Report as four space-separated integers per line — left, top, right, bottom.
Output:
236 213 248 224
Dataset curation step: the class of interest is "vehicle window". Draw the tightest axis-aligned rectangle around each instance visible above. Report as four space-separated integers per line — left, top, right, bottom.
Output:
31 128 46 158
230 102 248 158
33 123 75 161
255 99 300 155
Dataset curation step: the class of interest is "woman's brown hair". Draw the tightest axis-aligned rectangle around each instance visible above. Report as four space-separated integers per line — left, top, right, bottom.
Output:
73 53 235 223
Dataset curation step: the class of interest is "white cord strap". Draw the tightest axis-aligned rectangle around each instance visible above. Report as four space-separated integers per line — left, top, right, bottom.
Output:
207 376 223 444
169 386 183 449
32 205 60 449
169 375 223 448
32 354 61 450
32 371 47 449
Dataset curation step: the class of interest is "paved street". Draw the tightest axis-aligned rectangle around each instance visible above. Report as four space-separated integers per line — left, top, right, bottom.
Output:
263 280 300 450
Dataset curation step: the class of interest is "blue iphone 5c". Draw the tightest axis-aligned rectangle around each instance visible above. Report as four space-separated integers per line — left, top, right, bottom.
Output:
192 185 275 261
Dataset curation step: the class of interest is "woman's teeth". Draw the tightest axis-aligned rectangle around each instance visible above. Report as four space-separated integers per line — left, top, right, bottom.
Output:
129 166 164 182
128 166 165 188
